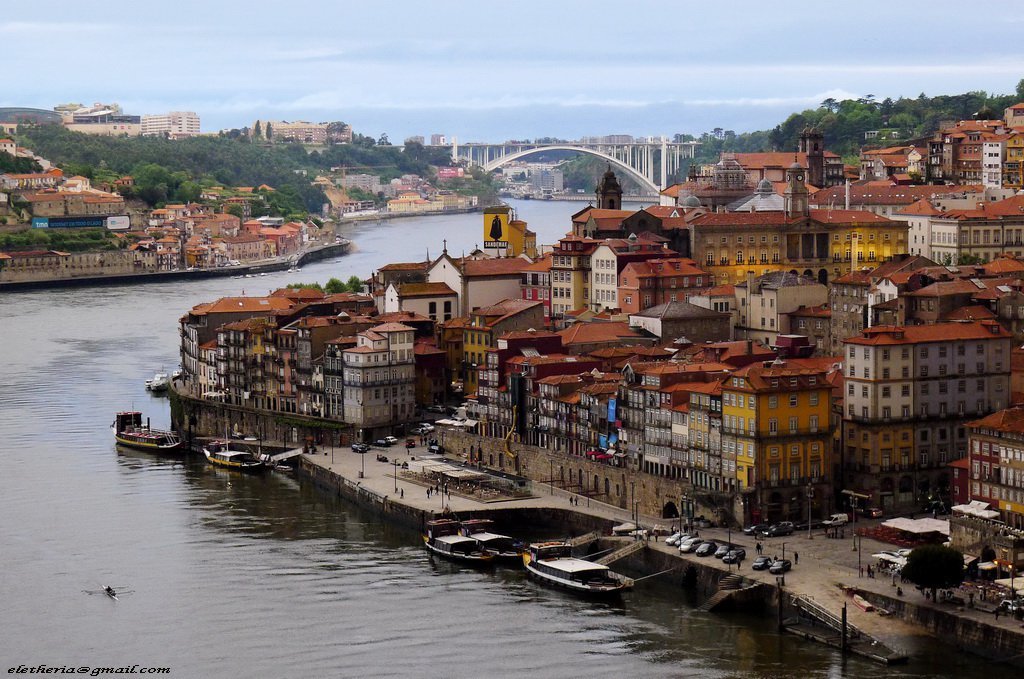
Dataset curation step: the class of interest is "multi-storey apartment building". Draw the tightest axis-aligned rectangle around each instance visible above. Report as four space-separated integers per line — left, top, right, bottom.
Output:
589 238 677 312
721 360 833 524
140 111 200 138
616 256 712 314
340 322 416 440
966 407 1024 530
520 253 552 320
735 271 827 346
843 321 1012 512
550 235 599 317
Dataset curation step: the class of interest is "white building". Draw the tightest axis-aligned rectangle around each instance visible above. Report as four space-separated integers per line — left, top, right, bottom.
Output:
341 323 416 438
141 111 201 138
983 139 1006 189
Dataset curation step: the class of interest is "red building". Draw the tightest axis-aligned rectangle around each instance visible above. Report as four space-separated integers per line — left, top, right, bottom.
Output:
617 257 713 314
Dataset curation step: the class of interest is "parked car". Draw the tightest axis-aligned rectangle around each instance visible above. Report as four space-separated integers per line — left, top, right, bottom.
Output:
743 523 769 536
722 548 747 564
383 436 398 446
999 599 1022 613
419 423 435 433
762 522 794 537
351 443 369 454
666 532 689 547
694 541 718 557
751 555 773 570
428 443 445 454
405 438 416 449
860 506 884 519
426 404 447 413
769 559 792 574
823 513 849 527
679 538 703 553
714 544 735 559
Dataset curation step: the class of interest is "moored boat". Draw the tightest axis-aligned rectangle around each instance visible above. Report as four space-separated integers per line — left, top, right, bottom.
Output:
145 372 170 392
423 518 494 565
202 440 266 472
523 541 633 596
459 519 523 563
112 411 183 453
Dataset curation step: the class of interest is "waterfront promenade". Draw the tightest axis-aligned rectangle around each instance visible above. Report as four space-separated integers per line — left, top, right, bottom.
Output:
297 439 1024 664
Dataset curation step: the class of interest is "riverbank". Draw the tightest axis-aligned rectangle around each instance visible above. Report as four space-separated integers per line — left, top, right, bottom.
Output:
337 205 482 224
292 444 1024 667
0 239 350 291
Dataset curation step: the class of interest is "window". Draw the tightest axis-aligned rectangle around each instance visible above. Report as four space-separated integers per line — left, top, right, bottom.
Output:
789 394 798 407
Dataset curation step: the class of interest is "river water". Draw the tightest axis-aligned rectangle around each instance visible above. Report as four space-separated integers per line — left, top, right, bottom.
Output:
0 200 991 678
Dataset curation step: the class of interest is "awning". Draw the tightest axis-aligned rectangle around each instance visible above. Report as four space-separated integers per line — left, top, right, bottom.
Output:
952 500 1000 520
964 554 979 566
881 517 950 535
978 561 998 571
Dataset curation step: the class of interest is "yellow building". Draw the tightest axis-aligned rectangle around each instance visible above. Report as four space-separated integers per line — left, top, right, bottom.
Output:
720 359 832 524
550 235 600 318
691 164 908 285
459 299 545 395
1003 132 1024 190
482 205 538 259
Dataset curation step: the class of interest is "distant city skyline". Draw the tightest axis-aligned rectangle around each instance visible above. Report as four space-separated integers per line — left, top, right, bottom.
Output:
3 1 1024 143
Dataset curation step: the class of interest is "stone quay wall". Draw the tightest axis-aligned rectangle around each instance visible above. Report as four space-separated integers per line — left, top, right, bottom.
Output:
443 429 723 526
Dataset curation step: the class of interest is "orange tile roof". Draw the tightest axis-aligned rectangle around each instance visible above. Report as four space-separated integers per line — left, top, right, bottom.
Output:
966 406 1024 434
397 282 457 297
521 253 553 272
558 321 647 346
191 296 294 315
460 257 533 277
845 321 1009 346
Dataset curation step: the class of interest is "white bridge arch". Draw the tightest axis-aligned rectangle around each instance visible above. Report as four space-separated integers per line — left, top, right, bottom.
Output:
450 139 700 193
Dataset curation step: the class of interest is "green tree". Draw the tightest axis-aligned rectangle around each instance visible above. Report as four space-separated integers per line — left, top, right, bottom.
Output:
225 204 245 219
285 282 324 292
346 275 364 292
324 277 347 294
266 122 273 141
253 120 262 139
901 544 964 601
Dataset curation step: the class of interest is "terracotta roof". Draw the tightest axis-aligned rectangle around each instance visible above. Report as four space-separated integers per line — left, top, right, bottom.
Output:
559 321 647 346
966 406 1024 434
460 257 533 277
190 296 294 315
378 261 429 271
631 300 727 320
844 321 1009 346
942 305 997 321
396 282 457 298
521 253 553 272
789 304 831 318
808 208 892 224
270 287 325 300
690 212 791 227
699 284 736 297
370 322 415 333
376 311 431 323
810 184 982 207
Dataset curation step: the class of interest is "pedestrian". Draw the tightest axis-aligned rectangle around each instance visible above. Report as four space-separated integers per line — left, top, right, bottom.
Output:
400 488 404 499
794 552 799 565
859 565 864 577
995 608 1000 620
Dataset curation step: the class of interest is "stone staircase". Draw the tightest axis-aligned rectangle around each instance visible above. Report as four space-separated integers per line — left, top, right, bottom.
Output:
698 573 751 612
595 539 645 565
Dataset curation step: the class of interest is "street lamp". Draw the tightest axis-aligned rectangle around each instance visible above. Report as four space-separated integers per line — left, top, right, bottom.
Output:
393 459 399 492
806 483 814 541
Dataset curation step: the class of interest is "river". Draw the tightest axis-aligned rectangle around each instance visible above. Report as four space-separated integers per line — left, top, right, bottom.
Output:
0 199 991 678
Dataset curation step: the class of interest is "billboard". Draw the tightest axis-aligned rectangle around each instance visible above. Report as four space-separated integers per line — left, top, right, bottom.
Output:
607 397 617 423
483 207 510 249
437 167 464 179
32 215 130 230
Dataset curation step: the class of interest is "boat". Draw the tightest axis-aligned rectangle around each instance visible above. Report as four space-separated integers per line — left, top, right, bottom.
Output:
459 519 523 563
104 586 118 601
522 541 633 596
112 411 184 453
145 372 170 392
202 440 266 472
423 518 494 565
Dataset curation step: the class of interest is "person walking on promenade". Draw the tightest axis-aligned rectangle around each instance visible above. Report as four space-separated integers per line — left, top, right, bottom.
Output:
794 552 799 565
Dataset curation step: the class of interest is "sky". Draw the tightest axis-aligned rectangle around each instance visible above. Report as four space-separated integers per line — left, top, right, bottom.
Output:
4 1 1024 143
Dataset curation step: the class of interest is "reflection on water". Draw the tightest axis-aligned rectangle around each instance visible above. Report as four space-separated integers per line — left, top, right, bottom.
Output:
0 200 996 677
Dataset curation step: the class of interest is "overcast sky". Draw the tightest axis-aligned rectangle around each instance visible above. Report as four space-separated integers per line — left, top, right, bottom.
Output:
4 1 1024 142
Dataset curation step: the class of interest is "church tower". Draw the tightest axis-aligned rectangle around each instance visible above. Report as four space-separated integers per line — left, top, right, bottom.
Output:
798 127 825 188
784 162 809 218
596 165 623 210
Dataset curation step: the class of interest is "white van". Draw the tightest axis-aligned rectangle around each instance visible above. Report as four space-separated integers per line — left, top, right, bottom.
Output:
823 513 849 527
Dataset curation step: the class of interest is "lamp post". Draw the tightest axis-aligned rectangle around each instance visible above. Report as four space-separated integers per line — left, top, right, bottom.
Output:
806 483 814 541
393 459 399 492
781 541 787 562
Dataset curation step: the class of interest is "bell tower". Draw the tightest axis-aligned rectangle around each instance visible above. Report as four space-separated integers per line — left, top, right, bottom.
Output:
596 165 623 210
784 162 809 218
798 127 825 188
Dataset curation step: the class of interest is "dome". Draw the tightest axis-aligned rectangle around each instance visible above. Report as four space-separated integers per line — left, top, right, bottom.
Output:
756 178 773 194
790 161 803 170
683 195 701 208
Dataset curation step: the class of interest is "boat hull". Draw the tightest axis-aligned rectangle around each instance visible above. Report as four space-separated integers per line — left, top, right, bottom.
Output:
522 554 632 597
114 434 184 453
423 536 495 566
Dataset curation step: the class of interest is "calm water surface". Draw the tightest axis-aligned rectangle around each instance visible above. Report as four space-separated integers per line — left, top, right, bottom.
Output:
0 200 992 677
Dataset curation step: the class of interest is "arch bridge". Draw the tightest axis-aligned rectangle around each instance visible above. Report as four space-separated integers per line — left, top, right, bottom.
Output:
450 139 701 193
